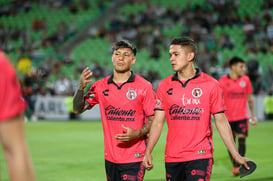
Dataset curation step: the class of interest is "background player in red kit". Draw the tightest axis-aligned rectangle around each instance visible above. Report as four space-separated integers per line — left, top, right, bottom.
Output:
143 37 252 181
73 40 155 181
0 51 35 181
218 57 258 176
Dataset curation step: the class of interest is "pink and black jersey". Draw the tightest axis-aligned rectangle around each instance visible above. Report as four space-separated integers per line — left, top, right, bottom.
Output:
84 72 155 164
155 69 226 163
218 74 253 122
0 51 27 121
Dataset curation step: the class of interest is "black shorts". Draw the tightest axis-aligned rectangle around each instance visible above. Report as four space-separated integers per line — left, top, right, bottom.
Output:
105 160 145 181
165 158 213 181
229 119 249 136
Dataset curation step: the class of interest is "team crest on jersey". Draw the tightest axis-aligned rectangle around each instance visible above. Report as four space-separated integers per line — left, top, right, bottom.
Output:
126 89 137 100
239 80 246 88
192 87 202 98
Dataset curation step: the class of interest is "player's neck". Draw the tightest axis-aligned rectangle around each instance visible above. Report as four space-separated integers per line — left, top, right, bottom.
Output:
113 70 131 83
178 67 196 81
229 72 240 79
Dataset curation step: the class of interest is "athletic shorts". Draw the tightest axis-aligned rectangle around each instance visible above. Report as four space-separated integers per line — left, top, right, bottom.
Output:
105 160 145 181
165 158 213 181
229 119 249 136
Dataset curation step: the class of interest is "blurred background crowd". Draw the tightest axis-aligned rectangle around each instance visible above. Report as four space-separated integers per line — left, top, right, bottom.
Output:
0 0 273 119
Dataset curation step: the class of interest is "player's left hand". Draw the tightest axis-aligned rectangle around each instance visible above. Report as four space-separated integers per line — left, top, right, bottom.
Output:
115 125 139 142
143 152 154 171
250 117 258 127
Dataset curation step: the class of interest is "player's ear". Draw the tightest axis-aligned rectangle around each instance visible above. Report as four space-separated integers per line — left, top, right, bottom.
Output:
187 52 195 62
131 56 136 65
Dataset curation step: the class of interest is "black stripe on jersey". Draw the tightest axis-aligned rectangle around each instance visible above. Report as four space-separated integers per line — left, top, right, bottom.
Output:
142 110 148 146
171 68 201 87
107 71 136 89
208 118 213 155
154 108 164 111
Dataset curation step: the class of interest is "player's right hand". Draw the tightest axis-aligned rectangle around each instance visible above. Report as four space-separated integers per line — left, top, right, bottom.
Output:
234 155 251 170
79 67 93 90
143 152 154 171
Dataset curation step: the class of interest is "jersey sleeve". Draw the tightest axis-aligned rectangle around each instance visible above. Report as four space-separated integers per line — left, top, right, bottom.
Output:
84 81 99 108
0 52 27 121
210 82 226 114
155 82 165 110
143 83 156 117
218 77 224 89
245 76 253 94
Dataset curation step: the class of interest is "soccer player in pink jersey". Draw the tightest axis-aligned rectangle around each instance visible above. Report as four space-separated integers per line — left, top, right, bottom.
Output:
0 51 35 181
218 57 258 176
73 40 155 181
143 37 253 181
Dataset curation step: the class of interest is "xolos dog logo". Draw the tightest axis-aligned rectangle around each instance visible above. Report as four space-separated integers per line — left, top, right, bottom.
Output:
192 87 202 98
126 89 137 100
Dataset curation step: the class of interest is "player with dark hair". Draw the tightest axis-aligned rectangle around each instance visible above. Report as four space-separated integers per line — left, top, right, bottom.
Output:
0 51 35 181
218 56 258 176
143 37 252 181
73 40 155 181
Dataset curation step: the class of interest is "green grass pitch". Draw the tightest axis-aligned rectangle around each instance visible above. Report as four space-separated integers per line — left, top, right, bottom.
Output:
1 120 273 181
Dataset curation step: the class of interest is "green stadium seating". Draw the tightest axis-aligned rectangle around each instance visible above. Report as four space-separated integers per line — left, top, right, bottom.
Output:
1 0 272 83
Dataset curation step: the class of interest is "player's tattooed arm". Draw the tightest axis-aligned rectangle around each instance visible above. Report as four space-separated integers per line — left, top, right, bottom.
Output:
138 115 154 137
73 89 90 114
115 115 155 142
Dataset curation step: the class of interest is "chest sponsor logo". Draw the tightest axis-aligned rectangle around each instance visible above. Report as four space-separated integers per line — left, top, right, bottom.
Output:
105 105 136 122
126 89 137 100
239 80 246 88
169 104 203 121
182 93 201 106
228 91 245 99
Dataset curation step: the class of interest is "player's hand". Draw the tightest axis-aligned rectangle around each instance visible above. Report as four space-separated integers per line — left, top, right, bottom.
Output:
115 125 139 142
250 117 258 127
79 67 93 90
143 152 154 171
234 155 251 170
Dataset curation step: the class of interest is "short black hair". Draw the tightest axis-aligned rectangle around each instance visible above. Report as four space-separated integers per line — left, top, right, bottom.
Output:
112 40 137 56
229 56 245 67
170 37 198 61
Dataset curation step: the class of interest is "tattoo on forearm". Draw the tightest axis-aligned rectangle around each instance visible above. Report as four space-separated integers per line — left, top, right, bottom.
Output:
73 89 84 112
143 120 152 132
138 117 153 137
